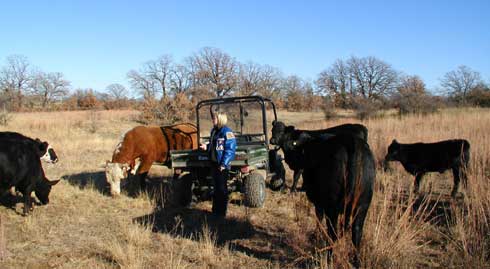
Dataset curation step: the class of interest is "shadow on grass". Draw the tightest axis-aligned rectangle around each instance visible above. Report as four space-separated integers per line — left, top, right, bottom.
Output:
61 171 172 198
391 188 463 227
134 206 255 245
133 203 298 264
0 192 46 215
0 193 21 211
62 171 109 195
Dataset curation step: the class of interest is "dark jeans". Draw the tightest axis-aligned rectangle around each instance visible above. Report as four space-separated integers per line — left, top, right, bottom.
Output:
211 164 229 217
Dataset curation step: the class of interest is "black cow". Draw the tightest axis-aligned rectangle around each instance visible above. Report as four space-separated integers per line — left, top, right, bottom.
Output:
289 133 375 268
0 132 58 163
384 139 470 197
270 121 368 191
0 140 60 215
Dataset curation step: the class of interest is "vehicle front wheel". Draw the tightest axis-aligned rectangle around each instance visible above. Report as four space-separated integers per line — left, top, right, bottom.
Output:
243 171 266 208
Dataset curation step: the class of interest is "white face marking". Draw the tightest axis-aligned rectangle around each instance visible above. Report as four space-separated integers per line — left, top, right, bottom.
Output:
105 162 128 196
40 145 55 163
114 142 123 155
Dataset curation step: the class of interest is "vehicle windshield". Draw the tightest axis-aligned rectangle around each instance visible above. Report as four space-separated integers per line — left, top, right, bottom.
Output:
198 99 275 145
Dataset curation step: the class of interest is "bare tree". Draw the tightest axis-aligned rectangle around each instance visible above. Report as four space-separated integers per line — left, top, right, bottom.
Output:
30 72 70 108
317 56 398 108
127 70 156 100
188 47 238 97
238 62 263 96
146 55 173 98
0 55 32 110
106 83 128 100
257 65 284 100
441 65 482 103
283 75 314 111
169 64 192 94
316 59 351 107
348 56 398 99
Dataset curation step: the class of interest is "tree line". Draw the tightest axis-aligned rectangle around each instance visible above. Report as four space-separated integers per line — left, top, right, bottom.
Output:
0 48 489 121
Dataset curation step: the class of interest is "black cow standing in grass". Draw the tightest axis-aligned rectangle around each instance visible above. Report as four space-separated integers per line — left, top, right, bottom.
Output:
0 132 58 196
0 140 60 215
270 121 368 192
288 133 375 268
384 139 470 197
0 132 58 163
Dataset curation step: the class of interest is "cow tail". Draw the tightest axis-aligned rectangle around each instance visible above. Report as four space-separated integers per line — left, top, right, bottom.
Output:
464 141 470 169
350 151 364 226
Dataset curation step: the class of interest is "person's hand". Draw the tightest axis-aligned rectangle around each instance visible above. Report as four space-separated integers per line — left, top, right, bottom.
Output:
199 143 207 150
219 166 225 171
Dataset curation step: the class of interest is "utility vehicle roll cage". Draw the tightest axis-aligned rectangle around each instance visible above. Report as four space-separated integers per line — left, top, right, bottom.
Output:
196 96 278 147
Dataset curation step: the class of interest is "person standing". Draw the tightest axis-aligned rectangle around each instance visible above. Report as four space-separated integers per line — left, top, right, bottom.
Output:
200 112 236 217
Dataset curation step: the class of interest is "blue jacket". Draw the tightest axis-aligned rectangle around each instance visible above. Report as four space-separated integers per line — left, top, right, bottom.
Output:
208 125 237 169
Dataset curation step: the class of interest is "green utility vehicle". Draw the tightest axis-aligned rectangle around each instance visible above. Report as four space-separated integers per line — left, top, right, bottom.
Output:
170 96 285 208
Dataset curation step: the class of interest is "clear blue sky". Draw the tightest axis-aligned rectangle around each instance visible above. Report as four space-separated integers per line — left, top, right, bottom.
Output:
0 0 488 93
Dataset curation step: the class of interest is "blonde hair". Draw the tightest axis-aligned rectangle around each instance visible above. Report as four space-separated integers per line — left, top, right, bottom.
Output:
215 112 227 128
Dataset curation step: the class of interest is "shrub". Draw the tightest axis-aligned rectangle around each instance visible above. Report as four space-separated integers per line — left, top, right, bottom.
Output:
467 87 490 107
352 97 380 120
138 93 195 125
322 98 337 120
0 105 12 126
396 94 439 116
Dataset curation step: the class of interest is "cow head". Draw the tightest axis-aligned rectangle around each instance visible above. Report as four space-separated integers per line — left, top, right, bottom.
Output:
270 121 295 147
384 139 401 171
35 178 60 205
35 138 58 163
105 161 130 197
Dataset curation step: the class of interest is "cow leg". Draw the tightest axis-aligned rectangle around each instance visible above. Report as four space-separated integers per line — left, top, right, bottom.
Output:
136 159 153 191
323 208 339 266
291 169 302 192
351 206 369 269
315 206 325 223
22 186 34 215
413 173 424 194
138 172 149 190
451 168 461 198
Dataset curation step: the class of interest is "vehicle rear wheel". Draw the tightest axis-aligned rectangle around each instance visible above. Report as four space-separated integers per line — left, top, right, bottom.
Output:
243 171 266 208
171 172 193 207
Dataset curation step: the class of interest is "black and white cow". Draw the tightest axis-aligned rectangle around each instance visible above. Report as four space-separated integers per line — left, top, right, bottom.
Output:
384 139 470 197
288 132 375 268
0 132 58 163
270 121 368 191
0 139 60 215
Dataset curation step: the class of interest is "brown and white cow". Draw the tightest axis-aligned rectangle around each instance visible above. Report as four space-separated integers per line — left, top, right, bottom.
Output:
105 123 198 196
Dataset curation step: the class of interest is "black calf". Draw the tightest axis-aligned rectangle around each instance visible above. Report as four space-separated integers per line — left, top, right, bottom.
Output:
384 139 470 197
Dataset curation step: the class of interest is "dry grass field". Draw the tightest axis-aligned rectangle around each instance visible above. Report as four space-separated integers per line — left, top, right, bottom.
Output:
0 108 489 268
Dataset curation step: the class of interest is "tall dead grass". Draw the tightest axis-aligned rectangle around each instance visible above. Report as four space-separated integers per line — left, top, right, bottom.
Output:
0 108 489 268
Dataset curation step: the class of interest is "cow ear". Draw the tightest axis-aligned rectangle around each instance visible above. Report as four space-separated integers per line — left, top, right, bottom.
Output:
38 141 48 152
